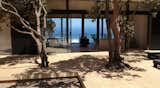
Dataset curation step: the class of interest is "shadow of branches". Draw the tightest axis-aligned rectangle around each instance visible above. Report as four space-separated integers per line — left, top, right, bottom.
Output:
0 55 37 66
5 78 81 88
121 50 149 63
122 50 147 57
8 55 147 88
51 55 107 73
50 55 145 79
12 55 146 80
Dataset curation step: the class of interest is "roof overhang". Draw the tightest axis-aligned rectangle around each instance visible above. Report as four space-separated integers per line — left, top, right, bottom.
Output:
46 0 151 18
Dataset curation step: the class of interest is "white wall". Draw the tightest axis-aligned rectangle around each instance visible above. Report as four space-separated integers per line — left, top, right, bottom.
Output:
0 15 12 54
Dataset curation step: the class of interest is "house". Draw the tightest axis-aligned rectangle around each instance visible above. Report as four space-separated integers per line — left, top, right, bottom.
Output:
0 0 160 54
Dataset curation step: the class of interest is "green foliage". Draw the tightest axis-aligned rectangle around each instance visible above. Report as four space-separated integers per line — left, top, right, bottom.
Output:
90 1 105 18
145 0 160 17
47 19 56 33
119 15 135 38
145 0 160 10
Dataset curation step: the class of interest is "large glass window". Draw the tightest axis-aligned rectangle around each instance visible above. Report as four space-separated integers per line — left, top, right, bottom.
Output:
85 19 96 43
48 18 112 44
71 18 81 43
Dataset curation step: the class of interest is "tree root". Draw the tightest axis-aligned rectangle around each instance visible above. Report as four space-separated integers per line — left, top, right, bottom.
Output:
106 57 132 71
34 56 41 66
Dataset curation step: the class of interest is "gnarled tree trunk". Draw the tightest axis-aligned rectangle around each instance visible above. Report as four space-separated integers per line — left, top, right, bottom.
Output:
0 0 49 67
105 0 130 70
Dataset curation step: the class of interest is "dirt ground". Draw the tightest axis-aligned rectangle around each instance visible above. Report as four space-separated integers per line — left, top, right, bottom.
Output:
0 50 160 88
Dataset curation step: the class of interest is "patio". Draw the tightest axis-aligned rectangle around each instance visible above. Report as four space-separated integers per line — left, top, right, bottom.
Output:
0 51 159 88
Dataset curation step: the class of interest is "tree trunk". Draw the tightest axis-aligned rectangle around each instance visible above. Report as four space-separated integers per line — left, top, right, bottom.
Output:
40 41 49 67
111 0 121 58
0 0 49 68
105 0 130 70
35 9 48 68
34 37 48 67
125 35 130 50
106 19 113 59
105 0 121 60
105 0 113 59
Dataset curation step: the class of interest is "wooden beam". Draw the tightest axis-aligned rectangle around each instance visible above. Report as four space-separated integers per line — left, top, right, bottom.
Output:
61 18 63 38
48 10 87 14
48 10 151 16
66 0 69 10
147 15 152 49
66 0 69 43
101 18 104 38
96 18 100 45
81 14 85 37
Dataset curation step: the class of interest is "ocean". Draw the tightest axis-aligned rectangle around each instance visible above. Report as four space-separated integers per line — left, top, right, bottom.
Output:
49 18 108 43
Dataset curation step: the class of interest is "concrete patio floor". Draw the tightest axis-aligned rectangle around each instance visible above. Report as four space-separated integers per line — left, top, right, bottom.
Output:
0 51 159 88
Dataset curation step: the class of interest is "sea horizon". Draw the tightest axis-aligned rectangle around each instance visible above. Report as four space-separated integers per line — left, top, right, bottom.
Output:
48 18 109 43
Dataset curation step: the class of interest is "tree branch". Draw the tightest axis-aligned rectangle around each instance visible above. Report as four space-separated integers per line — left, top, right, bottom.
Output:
0 0 43 39
11 26 32 35
1 1 18 13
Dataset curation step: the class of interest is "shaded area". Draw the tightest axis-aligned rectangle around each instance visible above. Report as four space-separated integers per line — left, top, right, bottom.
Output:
122 50 147 58
7 55 146 83
0 55 37 66
0 77 81 88
0 49 11 54
11 28 38 55
0 53 147 88
49 55 146 79
102 72 141 79
122 50 149 63
150 12 160 49
0 54 146 80
52 55 107 73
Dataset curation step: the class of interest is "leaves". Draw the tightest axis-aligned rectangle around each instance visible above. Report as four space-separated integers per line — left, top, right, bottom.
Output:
47 19 56 33
89 1 105 18
118 15 135 38
144 0 160 18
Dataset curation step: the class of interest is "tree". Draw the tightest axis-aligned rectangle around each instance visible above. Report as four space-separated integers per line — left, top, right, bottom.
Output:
90 0 131 69
105 0 160 69
0 0 49 67
145 0 160 17
105 0 131 69
90 1 105 49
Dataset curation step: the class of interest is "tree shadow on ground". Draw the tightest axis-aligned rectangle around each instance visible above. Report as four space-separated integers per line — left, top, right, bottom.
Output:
8 55 147 88
12 55 146 81
50 55 146 79
122 50 147 58
4 77 81 88
121 50 150 63
0 55 37 66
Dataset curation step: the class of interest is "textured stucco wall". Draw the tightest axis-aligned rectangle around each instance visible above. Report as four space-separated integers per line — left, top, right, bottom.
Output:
0 15 11 54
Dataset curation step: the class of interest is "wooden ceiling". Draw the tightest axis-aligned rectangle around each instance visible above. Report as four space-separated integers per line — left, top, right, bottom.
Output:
46 0 149 17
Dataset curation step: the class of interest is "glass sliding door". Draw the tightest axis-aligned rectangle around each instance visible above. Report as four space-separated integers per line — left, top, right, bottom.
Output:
70 18 81 43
